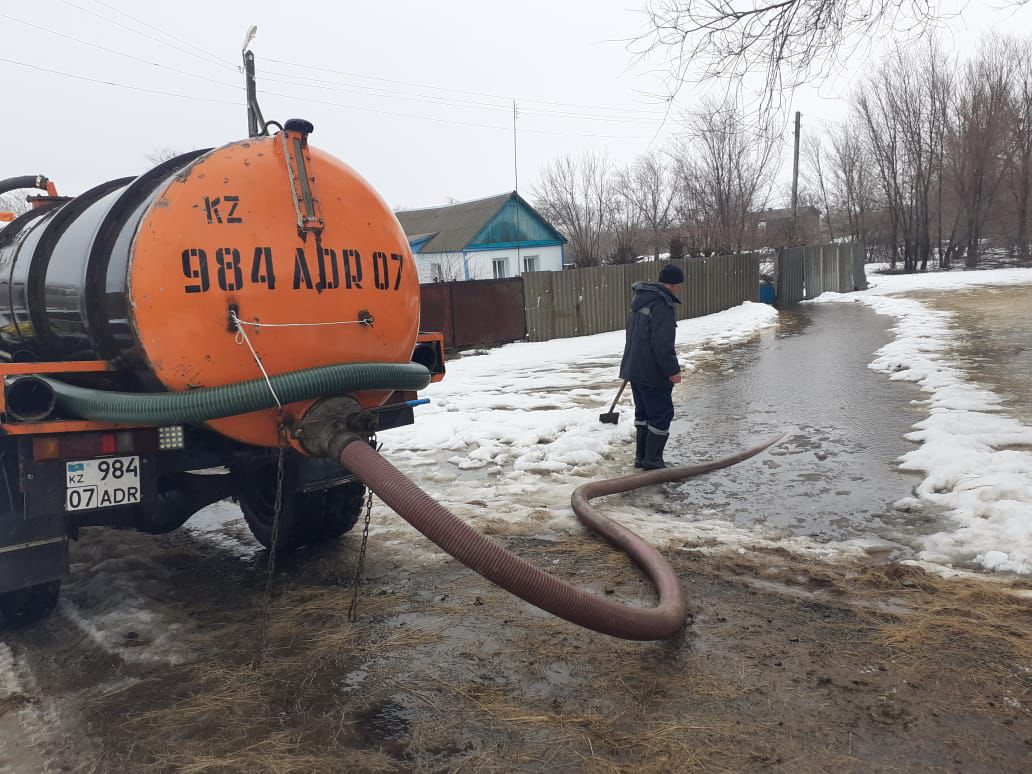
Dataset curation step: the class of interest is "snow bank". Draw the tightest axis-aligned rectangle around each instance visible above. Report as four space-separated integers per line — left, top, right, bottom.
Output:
817 266 1032 574
385 302 777 474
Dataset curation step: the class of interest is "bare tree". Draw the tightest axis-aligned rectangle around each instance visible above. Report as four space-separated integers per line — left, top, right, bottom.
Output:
856 62 907 269
632 1 1025 110
828 31 1032 270
950 38 1016 267
1002 37 1032 259
605 196 644 264
827 121 875 245
854 43 956 271
144 147 183 166
533 152 614 267
616 151 676 260
802 135 835 241
671 101 778 254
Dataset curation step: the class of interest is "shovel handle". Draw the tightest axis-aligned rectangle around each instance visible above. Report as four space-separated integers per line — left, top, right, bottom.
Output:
607 380 628 414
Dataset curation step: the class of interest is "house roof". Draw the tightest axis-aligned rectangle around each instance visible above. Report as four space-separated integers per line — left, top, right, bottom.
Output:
395 191 564 253
395 193 513 253
753 206 821 221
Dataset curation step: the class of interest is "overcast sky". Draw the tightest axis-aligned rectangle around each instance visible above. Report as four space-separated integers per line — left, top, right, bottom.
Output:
2 0 1029 210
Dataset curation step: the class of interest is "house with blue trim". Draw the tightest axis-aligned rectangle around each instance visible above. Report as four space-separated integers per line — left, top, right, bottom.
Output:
395 191 566 283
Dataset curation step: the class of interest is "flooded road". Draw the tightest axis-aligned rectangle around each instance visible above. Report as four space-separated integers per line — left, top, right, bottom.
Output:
653 302 930 545
924 284 1032 426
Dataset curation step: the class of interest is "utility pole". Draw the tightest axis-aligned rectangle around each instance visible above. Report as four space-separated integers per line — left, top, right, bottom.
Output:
791 111 801 226
512 100 519 196
513 100 521 274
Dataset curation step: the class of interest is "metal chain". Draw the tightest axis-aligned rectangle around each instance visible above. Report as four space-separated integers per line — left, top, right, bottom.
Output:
252 420 287 670
347 484 374 623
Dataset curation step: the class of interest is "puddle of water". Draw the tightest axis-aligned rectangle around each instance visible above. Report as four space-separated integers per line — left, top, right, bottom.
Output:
656 303 931 543
920 285 1032 427
356 698 415 750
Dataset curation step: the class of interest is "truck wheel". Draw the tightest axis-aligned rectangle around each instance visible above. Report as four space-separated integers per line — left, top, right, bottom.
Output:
296 482 366 545
0 581 60 627
239 482 366 552
238 474 302 553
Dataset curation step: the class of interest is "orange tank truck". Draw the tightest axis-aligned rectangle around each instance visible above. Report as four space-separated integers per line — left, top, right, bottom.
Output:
0 121 444 623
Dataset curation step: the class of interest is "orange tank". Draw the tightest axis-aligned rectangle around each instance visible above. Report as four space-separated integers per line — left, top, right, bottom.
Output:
0 124 421 447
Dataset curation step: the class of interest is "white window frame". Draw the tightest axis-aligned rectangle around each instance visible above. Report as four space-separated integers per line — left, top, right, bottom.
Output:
430 262 444 282
492 256 508 279
522 254 539 273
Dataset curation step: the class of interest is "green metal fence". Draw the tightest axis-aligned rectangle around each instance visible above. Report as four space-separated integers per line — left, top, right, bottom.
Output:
522 254 760 343
780 242 867 301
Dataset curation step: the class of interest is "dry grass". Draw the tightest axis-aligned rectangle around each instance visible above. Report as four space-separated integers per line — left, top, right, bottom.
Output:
873 580 1032 677
149 732 398 774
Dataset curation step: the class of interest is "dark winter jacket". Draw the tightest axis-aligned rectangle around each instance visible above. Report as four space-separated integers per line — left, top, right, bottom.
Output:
619 281 681 389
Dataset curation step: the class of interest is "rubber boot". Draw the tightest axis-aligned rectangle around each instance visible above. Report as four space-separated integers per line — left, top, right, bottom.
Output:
641 431 669 470
633 425 648 468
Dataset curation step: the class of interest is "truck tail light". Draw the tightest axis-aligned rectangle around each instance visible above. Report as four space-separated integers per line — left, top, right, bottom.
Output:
31 429 163 461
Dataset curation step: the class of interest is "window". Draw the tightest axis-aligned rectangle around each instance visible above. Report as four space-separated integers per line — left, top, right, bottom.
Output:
430 263 444 282
522 255 539 273
492 257 508 279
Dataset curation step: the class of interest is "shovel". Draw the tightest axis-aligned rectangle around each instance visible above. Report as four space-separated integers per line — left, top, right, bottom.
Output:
599 380 628 424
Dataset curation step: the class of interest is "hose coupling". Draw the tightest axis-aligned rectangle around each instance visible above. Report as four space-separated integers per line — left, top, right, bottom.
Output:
297 395 370 459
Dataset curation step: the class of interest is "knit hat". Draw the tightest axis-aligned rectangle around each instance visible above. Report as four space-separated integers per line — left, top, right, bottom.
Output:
658 264 684 285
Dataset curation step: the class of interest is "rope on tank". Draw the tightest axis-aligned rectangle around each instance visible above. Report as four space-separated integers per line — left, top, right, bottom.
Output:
230 311 282 408
232 318 372 329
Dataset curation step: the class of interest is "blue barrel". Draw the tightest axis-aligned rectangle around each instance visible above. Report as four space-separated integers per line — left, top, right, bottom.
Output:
759 282 776 305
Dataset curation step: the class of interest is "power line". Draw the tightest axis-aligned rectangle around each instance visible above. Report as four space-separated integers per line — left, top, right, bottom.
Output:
261 55 668 116
258 71 513 114
87 0 238 70
28 4 664 130
55 0 237 73
257 68 668 124
0 11 241 91
257 87 651 139
0 54 648 140
0 56 240 105
518 106 665 124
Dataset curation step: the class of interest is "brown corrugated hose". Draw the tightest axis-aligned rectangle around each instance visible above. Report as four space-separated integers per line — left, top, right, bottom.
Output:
337 435 782 640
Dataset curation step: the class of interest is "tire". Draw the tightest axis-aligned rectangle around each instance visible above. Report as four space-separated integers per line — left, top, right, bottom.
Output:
0 581 60 627
295 481 366 545
237 461 364 552
237 463 302 553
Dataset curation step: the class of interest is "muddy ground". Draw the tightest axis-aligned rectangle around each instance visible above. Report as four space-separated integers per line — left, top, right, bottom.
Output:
1 508 1030 773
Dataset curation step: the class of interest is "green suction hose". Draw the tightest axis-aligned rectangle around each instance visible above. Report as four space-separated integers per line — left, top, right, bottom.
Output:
41 362 431 425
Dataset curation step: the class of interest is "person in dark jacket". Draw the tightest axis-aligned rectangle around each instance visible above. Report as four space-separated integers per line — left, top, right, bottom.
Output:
618 263 683 469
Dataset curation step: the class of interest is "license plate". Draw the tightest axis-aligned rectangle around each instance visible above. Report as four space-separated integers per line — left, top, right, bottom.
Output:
65 456 141 512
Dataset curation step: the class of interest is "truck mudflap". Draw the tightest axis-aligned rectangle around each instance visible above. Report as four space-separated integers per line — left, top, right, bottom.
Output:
0 536 68 595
